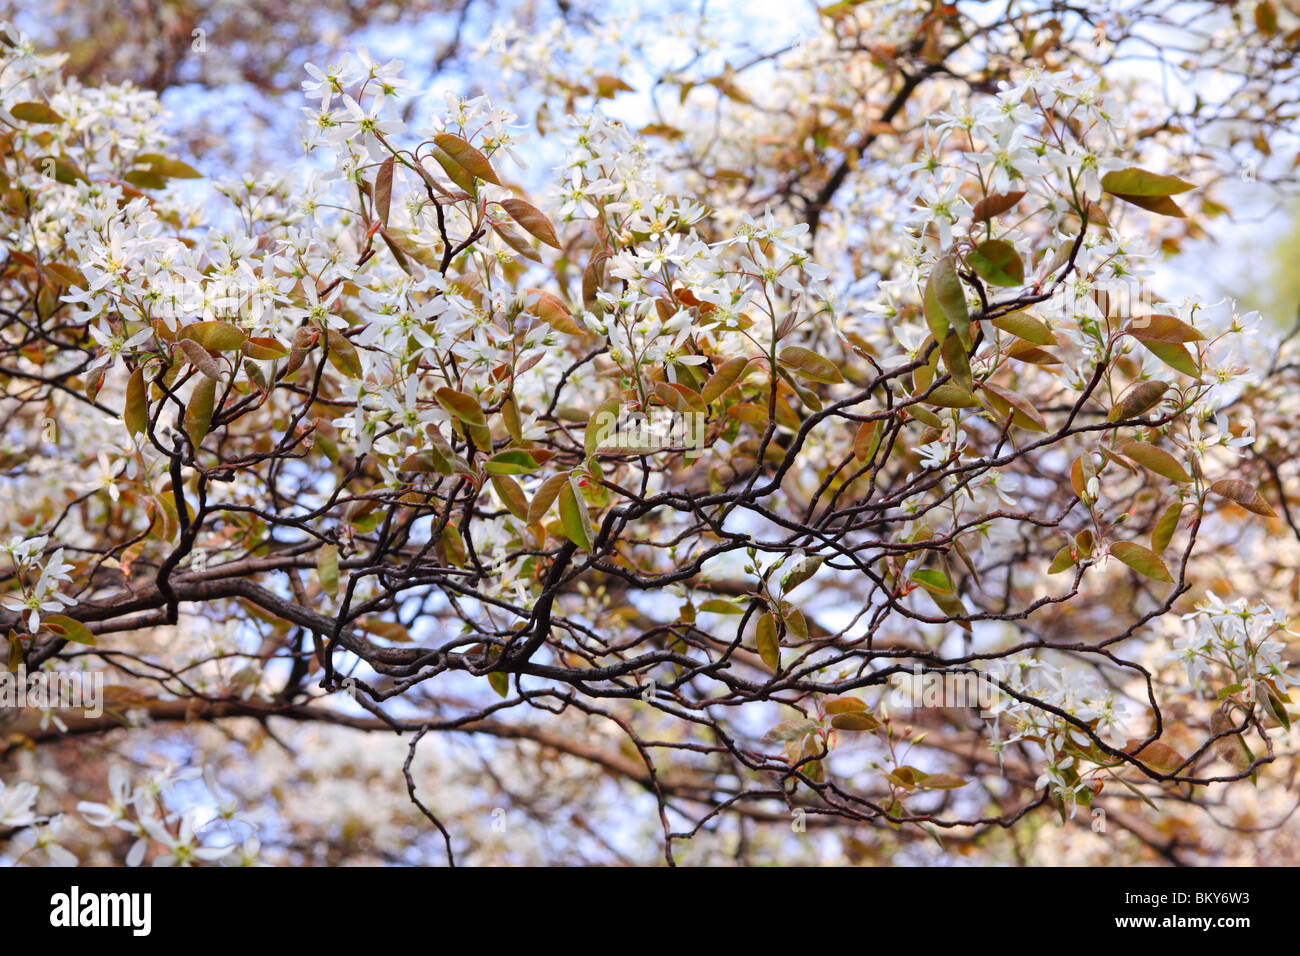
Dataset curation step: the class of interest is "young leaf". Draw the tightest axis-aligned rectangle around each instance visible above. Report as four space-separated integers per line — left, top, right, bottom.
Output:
490 474 529 522
702 355 750 404
1124 315 1205 344
373 156 394 227
441 524 467 567
181 320 247 351
558 476 594 551
325 331 363 379
1119 441 1192 483
42 614 95 645
755 612 780 672
124 367 148 437
967 239 1024 287
525 288 583 336
185 378 216 448
1047 546 1075 574
1101 167 1194 197
991 310 1054 346
1139 340 1199 378
923 255 967 343
910 568 954 594
1111 541 1174 583
1151 501 1183 553
317 543 339 598
1209 479 1277 518
11 101 64 124
500 197 561 249
527 473 570 526
778 346 844 384
435 387 486 427
485 449 541 476
971 190 1025 221
433 133 502 185
830 712 881 732
853 419 882 464
1108 380 1169 421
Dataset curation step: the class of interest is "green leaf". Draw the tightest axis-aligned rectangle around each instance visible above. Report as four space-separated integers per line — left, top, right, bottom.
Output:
1101 167 1194 197
185 378 216 448
485 449 541 475
429 144 475 194
940 332 972 392
35 155 88 185
1047 546 1075 574
967 239 1024 287
830 712 881 732
824 696 867 714
781 555 824 594
488 671 509 698
699 598 745 615
1119 441 1192 483
557 476 594 551
915 772 968 790
921 382 979 408
1109 192 1187 217
325 331 363 378
761 718 818 742
435 387 486 427
755 612 780 672
778 346 844 384
124 169 167 190
1139 340 1199 378
133 154 202 179
910 568 954 594
441 524 467 567
991 310 1054 346
1151 501 1183 553
491 474 529 522
1111 541 1174 583
1263 690 1290 731
42 614 95 645
11 101 64 124
585 396 622 457
923 255 968 344
317 543 339 599
181 320 247 351
241 337 288 361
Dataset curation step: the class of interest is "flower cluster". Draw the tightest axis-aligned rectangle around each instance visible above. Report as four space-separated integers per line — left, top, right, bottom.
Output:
0 537 75 633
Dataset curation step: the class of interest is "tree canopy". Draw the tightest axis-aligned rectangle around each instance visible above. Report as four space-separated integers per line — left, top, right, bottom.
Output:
2 0 1300 866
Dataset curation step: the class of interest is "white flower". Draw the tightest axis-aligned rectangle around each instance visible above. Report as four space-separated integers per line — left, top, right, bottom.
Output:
0 778 39 827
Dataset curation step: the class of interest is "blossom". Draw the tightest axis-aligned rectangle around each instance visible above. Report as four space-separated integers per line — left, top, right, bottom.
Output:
0 778 39 827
